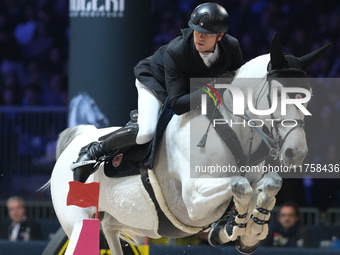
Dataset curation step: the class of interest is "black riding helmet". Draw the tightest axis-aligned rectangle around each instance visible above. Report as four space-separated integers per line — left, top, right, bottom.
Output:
188 3 229 34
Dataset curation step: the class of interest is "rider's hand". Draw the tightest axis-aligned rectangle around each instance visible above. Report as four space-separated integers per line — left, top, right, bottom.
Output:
191 88 216 110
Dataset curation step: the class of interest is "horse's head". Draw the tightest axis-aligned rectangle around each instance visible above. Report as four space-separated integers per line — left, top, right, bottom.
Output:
267 33 331 166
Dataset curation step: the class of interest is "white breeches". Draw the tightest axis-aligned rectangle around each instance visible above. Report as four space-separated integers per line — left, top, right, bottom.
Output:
135 79 162 144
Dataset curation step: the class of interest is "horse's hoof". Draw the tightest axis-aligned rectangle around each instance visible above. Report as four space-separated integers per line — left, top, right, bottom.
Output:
235 237 260 255
207 219 229 246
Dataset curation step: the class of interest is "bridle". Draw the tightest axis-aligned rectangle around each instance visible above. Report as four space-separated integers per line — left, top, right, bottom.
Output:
265 67 307 160
221 66 308 165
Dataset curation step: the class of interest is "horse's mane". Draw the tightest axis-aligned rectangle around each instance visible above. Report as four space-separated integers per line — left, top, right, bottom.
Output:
56 125 96 159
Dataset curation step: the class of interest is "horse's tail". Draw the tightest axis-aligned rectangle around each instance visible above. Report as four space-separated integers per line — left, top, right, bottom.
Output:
39 125 96 193
56 125 96 159
38 179 51 192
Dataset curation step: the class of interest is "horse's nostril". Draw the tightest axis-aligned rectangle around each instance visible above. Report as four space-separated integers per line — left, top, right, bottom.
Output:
285 148 294 158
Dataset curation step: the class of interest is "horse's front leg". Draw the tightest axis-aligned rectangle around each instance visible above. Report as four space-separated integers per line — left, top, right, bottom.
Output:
237 172 282 254
182 176 253 244
207 176 254 245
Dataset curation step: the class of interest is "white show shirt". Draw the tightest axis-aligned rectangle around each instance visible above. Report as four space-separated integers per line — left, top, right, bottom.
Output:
199 44 219 68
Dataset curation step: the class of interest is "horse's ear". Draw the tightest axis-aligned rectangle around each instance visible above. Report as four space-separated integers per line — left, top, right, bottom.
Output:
298 43 332 70
270 33 287 69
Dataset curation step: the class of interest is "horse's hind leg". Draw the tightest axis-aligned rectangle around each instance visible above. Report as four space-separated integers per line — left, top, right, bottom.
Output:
101 214 124 255
237 172 282 254
106 231 123 255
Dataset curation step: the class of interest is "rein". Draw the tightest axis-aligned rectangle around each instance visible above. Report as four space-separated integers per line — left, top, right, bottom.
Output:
221 94 276 165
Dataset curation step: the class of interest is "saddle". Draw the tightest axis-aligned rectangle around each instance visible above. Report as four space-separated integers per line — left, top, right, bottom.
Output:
103 100 174 178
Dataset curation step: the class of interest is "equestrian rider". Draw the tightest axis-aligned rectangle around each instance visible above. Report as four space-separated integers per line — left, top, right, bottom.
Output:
71 2 243 183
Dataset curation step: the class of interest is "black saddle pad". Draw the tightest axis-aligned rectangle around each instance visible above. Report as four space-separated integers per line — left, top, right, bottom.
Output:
103 143 150 178
103 159 141 178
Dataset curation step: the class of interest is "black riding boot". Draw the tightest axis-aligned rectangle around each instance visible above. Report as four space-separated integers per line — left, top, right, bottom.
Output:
71 123 139 183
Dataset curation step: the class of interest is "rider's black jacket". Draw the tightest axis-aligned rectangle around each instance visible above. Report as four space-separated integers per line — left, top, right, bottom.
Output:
134 28 243 115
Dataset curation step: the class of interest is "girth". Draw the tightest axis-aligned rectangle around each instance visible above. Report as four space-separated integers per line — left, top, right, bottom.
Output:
140 167 198 238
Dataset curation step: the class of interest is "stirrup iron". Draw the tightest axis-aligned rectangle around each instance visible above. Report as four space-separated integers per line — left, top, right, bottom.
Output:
70 160 97 171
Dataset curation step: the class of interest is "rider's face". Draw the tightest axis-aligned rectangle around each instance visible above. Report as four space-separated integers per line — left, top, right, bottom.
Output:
193 30 223 55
